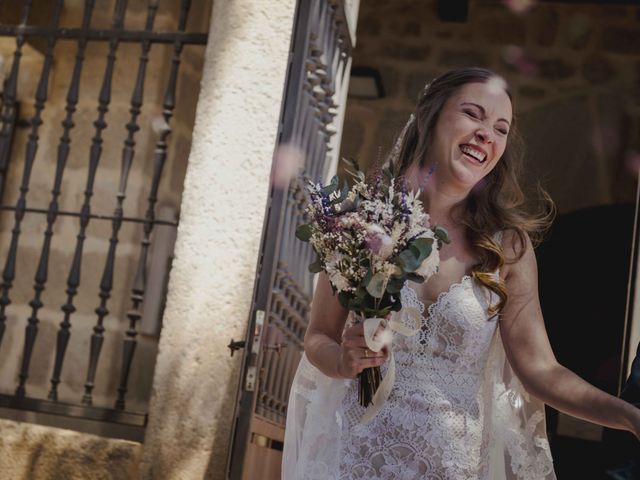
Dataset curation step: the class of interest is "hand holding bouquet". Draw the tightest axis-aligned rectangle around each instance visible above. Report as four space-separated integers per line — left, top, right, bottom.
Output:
296 159 449 408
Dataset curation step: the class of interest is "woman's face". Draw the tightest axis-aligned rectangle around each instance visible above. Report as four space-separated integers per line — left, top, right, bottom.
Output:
426 80 513 189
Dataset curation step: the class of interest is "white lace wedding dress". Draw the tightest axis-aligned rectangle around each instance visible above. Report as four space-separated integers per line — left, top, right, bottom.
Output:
283 235 556 479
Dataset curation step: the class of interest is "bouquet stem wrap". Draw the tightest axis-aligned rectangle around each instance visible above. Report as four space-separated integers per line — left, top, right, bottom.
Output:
358 307 422 424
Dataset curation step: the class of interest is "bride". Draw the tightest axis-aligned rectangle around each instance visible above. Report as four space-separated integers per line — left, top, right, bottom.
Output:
282 67 640 479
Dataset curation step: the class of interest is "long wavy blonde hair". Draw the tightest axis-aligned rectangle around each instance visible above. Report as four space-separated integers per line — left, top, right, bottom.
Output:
387 67 555 315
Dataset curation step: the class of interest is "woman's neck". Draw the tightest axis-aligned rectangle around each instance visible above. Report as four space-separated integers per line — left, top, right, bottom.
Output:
420 173 470 227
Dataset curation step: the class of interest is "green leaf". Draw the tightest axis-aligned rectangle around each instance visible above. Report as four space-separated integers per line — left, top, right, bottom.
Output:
386 275 405 294
308 260 323 273
410 237 434 263
434 226 450 244
322 175 339 196
362 268 373 287
338 291 350 309
398 249 421 272
366 272 387 298
406 272 426 283
295 224 313 242
354 285 368 300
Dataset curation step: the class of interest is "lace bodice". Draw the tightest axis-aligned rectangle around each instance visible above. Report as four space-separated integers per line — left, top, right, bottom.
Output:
338 274 502 479
283 234 556 480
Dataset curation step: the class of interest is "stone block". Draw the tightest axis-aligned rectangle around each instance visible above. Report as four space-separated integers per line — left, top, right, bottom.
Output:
479 16 526 45
518 86 546 100
532 7 559 47
340 116 366 162
357 15 382 36
387 20 421 37
562 13 593 50
379 41 431 61
437 49 488 69
537 59 576 81
582 54 615 85
405 69 442 102
603 27 640 55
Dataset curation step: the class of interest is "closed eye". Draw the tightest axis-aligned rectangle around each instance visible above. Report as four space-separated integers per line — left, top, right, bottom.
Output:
463 108 478 118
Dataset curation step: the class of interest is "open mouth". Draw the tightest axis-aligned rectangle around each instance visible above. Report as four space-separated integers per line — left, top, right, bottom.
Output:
459 144 487 164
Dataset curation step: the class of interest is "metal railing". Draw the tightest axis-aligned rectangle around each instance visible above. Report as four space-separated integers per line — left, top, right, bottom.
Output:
0 0 208 438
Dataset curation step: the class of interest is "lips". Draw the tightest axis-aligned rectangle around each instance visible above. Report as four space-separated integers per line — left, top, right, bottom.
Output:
459 144 487 164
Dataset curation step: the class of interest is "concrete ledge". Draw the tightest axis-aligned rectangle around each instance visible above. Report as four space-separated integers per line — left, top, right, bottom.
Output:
0 419 141 480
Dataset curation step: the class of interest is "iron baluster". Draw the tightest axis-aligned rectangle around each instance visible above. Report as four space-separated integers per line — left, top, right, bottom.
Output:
82 0 158 408
115 0 192 411
90 0 158 404
66 0 128 406
0 0 32 353
14 0 65 398
46 0 96 402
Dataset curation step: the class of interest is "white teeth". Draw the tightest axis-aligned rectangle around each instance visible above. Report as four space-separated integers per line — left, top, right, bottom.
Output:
460 145 486 163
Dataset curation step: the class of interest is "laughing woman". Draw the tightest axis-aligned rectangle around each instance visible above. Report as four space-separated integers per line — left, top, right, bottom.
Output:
282 67 640 479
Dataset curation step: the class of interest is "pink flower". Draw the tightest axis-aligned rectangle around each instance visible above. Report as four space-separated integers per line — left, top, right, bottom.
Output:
365 225 394 260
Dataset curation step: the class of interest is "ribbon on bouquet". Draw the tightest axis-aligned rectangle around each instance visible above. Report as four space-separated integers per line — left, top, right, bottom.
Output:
359 306 422 424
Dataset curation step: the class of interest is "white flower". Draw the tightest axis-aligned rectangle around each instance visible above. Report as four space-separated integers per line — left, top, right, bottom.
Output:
328 271 351 292
415 244 440 279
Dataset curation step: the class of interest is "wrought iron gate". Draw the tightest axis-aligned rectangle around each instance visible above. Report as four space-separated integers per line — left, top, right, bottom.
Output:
0 0 208 440
226 0 357 478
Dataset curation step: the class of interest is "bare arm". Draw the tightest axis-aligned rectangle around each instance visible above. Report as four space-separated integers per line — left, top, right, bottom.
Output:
499 231 640 436
304 272 387 379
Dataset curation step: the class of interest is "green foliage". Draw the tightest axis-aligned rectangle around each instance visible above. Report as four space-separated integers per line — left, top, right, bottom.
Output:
295 224 313 242
323 175 340 196
366 272 387 299
308 259 323 273
434 226 450 245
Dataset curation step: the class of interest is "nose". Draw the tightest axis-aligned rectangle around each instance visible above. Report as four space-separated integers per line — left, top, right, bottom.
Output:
474 128 492 144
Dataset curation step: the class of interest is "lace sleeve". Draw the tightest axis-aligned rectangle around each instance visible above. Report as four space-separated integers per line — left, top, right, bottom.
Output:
483 228 555 479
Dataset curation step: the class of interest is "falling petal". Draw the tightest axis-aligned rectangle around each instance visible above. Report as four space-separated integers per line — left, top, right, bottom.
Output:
502 0 536 14
502 45 538 77
151 113 169 135
273 143 305 189
486 75 508 96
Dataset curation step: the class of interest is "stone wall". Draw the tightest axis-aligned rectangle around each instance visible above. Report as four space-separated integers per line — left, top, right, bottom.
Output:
341 0 640 215
0 0 210 419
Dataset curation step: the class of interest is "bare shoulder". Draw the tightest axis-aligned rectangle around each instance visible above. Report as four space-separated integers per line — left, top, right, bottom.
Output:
500 228 537 285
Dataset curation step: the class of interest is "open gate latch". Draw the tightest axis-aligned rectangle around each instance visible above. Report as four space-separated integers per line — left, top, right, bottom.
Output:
227 339 246 357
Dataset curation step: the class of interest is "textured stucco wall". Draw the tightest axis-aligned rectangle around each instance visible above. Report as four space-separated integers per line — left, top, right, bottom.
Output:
140 0 297 479
0 419 141 480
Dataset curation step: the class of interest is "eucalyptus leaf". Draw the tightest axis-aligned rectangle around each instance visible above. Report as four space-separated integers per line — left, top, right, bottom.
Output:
434 226 451 244
398 249 421 272
410 237 434 262
295 224 313 242
406 272 426 283
366 272 387 298
386 275 405 294
308 260 323 273
322 175 339 196
362 268 373 287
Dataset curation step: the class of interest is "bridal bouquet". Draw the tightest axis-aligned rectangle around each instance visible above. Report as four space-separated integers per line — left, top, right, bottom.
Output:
296 158 449 407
